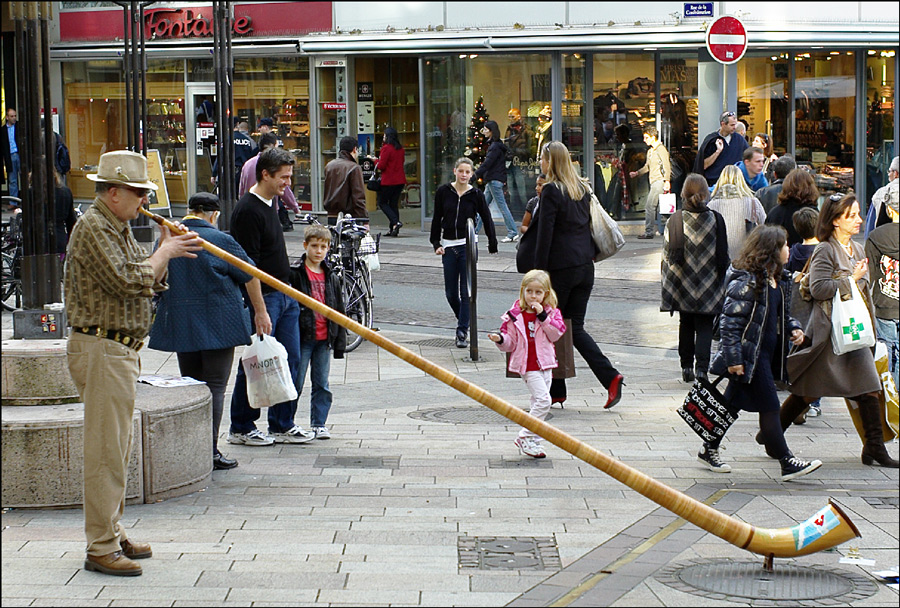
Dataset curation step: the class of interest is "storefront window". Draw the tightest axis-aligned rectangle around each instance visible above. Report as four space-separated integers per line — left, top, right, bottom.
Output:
562 54 587 176
737 53 790 180
865 50 895 203
422 54 551 219
794 51 856 196
658 52 699 203
592 53 655 220
62 59 127 200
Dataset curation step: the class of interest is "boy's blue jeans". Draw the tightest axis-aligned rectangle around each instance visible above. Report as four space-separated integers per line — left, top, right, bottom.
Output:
299 339 333 427
876 317 900 389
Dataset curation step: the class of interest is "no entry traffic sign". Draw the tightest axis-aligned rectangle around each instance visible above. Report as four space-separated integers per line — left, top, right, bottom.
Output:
706 16 747 65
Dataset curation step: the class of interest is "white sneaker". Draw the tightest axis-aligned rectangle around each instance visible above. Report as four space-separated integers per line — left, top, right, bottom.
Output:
270 425 315 444
227 429 274 446
807 405 822 417
501 234 520 243
313 426 331 440
514 436 546 458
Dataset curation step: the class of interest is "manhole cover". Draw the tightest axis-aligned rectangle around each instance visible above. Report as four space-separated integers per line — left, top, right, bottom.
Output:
657 560 878 603
409 406 552 425
458 536 561 571
407 338 458 348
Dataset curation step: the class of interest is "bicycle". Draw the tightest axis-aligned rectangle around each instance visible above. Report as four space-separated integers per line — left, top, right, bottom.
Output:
1 196 24 312
296 214 379 353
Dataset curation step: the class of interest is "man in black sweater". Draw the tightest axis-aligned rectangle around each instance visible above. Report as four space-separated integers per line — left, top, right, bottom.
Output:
228 147 314 446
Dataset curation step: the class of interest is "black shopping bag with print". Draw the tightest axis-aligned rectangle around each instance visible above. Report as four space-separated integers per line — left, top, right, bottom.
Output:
677 375 739 444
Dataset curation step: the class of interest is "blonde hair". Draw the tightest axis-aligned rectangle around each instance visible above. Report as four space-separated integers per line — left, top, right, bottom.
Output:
519 269 558 311
710 164 755 200
542 141 588 201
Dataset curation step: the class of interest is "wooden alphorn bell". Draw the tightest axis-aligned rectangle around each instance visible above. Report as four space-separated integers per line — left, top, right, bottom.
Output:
141 207 860 559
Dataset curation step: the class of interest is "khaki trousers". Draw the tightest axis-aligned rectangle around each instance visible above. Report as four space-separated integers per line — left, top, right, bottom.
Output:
67 332 140 556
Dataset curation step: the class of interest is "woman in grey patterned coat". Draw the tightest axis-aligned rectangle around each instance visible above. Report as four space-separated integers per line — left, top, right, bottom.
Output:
661 173 729 383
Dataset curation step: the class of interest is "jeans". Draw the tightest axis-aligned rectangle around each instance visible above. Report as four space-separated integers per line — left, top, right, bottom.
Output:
8 151 19 198
476 180 517 238
643 180 664 236
678 312 715 373
377 184 403 228
441 244 469 338
177 348 235 454
876 317 899 388
299 339 333 427
548 262 620 400
507 165 527 210
230 291 302 434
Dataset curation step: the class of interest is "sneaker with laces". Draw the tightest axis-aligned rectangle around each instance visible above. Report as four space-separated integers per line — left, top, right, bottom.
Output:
270 425 315 444
313 426 331 440
227 429 274 446
501 234 520 243
780 455 822 481
514 436 546 458
807 404 822 417
697 445 731 472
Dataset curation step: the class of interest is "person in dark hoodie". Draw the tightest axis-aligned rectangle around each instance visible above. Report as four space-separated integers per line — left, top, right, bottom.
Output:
866 186 899 388
431 157 499 348
475 120 519 242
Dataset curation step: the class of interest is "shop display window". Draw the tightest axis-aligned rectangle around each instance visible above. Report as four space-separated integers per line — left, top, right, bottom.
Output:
422 54 551 219
794 51 856 196
355 57 420 209
737 53 790 185
865 50 895 203
592 53 657 220
562 54 587 176
315 61 348 207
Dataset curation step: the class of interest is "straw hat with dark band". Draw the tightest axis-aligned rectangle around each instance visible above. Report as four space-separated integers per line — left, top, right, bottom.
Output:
86 150 158 190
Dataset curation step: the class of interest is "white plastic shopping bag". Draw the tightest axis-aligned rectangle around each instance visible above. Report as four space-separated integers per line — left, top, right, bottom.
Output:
241 334 298 409
831 280 876 355
659 192 677 215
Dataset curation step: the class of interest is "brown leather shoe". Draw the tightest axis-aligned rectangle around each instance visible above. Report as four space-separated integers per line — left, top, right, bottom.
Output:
120 538 152 559
84 551 142 576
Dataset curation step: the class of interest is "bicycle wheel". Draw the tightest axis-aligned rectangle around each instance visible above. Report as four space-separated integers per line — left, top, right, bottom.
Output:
1 252 22 312
343 278 372 353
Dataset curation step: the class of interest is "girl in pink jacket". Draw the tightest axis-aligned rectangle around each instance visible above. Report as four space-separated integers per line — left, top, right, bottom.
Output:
490 270 567 458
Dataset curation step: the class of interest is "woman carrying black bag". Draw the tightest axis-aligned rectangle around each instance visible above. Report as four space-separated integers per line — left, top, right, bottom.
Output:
703 224 821 481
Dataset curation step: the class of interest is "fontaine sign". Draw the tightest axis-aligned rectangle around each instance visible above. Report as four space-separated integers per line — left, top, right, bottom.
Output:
146 7 252 39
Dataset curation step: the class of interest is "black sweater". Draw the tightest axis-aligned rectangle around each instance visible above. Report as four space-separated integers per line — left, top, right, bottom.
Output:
230 192 290 293
474 140 509 184
430 183 498 253
531 182 595 271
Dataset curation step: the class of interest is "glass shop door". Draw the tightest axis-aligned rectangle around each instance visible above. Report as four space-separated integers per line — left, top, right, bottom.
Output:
185 83 218 196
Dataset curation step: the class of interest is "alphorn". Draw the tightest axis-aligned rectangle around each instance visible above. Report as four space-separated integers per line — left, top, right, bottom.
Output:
142 208 860 559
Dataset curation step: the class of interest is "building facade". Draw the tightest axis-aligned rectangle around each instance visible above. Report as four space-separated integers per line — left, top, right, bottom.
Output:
4 1 897 223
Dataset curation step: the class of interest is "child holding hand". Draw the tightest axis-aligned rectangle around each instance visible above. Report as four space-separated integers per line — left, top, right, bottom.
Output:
489 270 567 458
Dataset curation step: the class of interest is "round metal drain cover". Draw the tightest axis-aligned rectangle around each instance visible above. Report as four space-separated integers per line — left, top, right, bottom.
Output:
409 406 552 425
657 560 878 603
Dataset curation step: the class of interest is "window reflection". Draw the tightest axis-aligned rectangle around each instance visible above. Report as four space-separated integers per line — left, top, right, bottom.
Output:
866 50 895 202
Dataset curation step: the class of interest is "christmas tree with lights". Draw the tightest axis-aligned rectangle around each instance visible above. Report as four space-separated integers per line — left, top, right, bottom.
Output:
464 96 490 165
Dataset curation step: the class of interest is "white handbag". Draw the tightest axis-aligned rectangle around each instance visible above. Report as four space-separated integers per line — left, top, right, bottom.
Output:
588 187 625 262
830 280 876 355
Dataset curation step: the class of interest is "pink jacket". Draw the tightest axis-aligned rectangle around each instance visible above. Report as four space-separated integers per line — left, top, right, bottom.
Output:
494 301 566 376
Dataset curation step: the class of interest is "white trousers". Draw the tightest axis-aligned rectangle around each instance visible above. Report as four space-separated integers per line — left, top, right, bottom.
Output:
519 370 552 440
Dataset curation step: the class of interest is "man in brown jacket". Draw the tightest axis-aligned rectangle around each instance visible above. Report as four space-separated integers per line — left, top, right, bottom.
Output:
323 136 368 224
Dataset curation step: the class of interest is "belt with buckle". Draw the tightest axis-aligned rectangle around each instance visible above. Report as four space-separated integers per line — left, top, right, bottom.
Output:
74 326 144 351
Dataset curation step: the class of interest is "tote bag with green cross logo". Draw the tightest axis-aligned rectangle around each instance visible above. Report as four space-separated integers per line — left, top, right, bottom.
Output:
830 279 876 355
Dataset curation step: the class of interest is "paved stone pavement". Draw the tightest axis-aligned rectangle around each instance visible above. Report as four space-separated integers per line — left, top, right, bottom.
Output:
2 209 898 606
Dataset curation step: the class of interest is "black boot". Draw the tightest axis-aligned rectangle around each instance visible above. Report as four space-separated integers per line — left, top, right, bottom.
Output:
857 394 899 468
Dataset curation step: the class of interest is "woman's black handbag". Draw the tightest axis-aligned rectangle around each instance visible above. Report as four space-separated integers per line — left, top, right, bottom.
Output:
677 375 739 444
366 174 381 192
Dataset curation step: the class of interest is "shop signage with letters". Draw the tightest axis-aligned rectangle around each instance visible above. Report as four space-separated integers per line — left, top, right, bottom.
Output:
684 3 714 18
146 7 252 40
322 102 347 110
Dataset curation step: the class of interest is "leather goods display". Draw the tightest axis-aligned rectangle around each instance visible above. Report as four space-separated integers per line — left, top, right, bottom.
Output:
677 375 738 444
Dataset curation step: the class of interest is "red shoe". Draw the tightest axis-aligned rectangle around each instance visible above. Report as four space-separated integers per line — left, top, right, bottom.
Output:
604 374 625 409
551 397 566 409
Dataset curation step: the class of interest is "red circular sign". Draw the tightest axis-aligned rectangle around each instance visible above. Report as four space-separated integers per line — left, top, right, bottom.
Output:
706 16 747 65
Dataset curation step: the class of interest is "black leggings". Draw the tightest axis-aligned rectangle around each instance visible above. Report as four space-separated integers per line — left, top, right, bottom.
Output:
177 348 236 454
548 262 620 400
678 312 714 372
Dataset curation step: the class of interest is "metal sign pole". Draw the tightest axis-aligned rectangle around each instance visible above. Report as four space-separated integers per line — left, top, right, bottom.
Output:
465 218 480 362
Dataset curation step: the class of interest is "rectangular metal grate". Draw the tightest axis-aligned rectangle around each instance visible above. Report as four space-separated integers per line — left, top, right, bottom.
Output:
405 338 459 348
488 458 554 469
314 456 400 469
458 536 561 571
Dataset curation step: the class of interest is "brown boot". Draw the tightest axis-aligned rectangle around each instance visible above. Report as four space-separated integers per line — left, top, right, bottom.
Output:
120 539 152 559
857 395 899 468
779 394 809 432
84 551 142 576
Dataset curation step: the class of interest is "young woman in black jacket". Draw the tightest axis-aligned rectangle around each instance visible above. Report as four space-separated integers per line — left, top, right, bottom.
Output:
704 225 821 481
474 120 519 242
430 157 498 347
